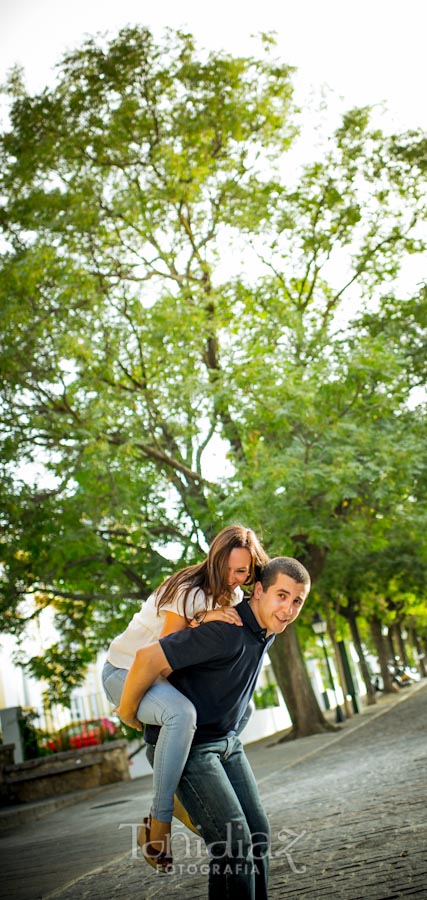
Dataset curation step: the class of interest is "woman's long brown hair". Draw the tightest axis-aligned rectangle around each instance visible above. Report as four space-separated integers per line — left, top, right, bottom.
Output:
156 525 269 620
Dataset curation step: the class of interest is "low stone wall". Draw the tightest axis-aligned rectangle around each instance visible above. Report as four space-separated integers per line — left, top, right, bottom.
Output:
1 740 130 805
0 744 16 805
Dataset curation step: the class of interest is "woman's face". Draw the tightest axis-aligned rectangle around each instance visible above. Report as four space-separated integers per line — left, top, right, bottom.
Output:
226 547 252 590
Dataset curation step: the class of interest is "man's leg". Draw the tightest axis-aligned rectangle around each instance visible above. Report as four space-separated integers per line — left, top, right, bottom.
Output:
220 737 270 900
175 737 264 900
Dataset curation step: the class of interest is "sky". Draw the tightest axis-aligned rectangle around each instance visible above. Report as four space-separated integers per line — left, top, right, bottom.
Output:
0 0 426 131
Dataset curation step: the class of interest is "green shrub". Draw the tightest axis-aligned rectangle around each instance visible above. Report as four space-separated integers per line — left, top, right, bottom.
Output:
253 682 280 709
19 708 50 759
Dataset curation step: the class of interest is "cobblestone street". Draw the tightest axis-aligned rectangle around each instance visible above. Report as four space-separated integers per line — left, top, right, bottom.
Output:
2 681 426 900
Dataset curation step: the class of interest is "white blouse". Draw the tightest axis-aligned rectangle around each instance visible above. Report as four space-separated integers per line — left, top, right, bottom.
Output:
107 584 244 670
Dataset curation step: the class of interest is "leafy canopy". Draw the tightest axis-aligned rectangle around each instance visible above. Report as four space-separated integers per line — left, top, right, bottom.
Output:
1 26 426 699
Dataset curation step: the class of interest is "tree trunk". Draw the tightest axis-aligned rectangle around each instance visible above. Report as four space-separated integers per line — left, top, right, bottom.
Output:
268 624 337 740
410 628 427 678
370 617 394 693
326 615 353 719
347 608 377 705
393 623 408 667
387 628 396 666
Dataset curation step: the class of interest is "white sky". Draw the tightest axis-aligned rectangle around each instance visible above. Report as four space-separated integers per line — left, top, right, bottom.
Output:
0 0 426 130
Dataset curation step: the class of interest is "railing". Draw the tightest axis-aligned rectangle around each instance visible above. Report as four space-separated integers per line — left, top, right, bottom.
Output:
31 689 114 736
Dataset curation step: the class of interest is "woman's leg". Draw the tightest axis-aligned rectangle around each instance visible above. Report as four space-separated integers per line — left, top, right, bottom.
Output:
135 678 197 822
102 661 196 851
102 660 128 707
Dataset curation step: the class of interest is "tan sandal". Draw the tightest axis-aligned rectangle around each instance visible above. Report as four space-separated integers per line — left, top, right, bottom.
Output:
137 816 174 874
173 794 199 835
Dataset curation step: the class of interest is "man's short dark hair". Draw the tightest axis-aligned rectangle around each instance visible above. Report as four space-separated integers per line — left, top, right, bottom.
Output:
259 557 311 591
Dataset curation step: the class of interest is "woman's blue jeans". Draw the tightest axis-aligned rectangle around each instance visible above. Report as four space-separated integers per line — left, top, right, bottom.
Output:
102 660 196 821
147 734 270 900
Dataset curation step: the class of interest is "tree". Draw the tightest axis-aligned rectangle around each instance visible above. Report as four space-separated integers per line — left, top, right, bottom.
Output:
0 24 297 696
268 627 336 738
219 113 427 713
1 27 426 728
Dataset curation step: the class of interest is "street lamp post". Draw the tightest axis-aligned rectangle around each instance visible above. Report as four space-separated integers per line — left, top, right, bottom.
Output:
337 640 360 715
312 612 345 724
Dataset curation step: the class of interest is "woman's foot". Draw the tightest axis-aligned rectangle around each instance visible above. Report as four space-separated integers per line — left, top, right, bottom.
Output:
173 795 199 835
138 815 173 874
112 707 143 731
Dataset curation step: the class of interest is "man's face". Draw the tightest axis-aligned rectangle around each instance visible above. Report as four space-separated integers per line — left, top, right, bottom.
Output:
250 573 309 636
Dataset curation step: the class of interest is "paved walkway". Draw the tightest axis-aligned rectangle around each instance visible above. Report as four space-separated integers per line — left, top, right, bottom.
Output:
1 680 426 900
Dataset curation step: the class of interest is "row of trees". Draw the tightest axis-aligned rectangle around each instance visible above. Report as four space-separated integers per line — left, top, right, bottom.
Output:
1 27 426 733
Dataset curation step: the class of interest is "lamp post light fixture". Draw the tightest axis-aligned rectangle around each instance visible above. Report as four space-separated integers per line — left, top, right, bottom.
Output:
312 612 345 724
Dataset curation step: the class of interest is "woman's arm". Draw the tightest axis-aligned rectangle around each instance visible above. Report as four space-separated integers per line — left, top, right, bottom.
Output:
160 610 189 637
160 602 243 632
190 607 243 627
114 642 172 730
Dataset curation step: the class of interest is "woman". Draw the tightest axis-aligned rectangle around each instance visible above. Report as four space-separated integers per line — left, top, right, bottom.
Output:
102 525 268 872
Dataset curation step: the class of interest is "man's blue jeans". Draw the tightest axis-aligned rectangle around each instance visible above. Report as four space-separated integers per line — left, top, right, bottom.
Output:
147 734 269 900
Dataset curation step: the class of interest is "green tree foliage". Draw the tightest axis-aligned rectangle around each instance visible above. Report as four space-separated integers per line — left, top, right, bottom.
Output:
0 27 426 717
0 25 296 693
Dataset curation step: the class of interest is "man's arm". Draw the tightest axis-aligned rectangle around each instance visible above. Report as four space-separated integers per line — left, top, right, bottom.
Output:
114 642 172 730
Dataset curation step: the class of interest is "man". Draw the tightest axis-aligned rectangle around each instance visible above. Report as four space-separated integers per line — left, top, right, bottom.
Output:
142 557 310 898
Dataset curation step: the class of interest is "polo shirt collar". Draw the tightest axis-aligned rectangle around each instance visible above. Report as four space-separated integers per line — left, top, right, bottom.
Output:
237 598 271 643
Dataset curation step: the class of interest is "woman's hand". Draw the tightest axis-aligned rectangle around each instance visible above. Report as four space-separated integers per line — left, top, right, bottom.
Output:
190 607 243 627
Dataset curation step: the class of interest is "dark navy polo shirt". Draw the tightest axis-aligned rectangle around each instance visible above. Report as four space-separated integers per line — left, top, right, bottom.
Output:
144 599 274 746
